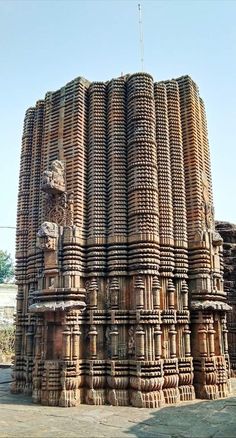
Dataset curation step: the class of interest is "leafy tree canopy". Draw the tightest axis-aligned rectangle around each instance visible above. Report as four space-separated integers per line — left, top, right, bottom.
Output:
0 250 14 283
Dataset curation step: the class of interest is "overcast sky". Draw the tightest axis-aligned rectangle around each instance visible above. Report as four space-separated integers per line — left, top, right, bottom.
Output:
0 0 235 259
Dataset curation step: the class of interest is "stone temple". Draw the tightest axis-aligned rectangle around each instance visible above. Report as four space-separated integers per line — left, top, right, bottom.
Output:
12 72 231 407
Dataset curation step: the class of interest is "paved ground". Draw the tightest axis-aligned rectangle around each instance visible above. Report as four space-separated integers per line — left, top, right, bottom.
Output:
0 367 236 438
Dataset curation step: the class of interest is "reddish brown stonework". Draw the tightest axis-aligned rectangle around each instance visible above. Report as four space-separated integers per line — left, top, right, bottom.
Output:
12 73 231 407
215 221 236 375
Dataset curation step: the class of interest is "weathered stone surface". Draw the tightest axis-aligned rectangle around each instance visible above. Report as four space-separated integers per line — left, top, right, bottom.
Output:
216 221 236 374
13 73 231 408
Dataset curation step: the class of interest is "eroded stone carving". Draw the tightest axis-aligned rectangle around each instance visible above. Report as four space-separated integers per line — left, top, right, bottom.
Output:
45 191 74 226
42 160 65 194
36 221 58 251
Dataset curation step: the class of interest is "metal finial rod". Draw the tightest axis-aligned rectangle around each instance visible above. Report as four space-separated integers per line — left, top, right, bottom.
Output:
138 3 144 72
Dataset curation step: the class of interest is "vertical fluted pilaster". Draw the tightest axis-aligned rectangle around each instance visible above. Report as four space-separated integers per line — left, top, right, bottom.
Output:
176 76 203 241
127 73 163 408
62 78 89 286
87 82 107 277
154 82 174 275
27 101 45 286
127 73 159 277
16 108 35 272
106 77 130 405
86 83 107 405
199 97 213 216
177 76 212 293
107 77 128 278
165 81 188 272
14 106 35 394
177 76 229 400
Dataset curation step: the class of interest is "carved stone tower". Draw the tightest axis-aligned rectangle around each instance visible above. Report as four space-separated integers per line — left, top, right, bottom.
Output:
12 73 231 407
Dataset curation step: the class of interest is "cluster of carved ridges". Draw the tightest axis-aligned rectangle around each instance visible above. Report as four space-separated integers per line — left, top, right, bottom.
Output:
215 221 236 374
12 329 230 407
12 357 196 407
16 78 89 282
15 72 221 283
12 289 196 409
12 275 231 406
14 72 230 407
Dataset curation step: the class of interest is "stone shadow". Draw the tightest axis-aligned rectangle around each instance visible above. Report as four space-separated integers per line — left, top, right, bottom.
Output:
125 397 236 438
0 367 35 407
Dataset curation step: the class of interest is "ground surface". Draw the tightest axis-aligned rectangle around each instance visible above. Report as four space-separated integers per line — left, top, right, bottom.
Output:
0 367 236 438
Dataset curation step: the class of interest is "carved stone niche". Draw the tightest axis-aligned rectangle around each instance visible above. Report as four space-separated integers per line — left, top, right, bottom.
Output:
41 160 66 194
37 222 59 251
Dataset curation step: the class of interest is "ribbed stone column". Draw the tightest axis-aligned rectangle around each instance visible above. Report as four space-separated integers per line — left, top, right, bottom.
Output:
199 97 213 207
87 82 107 277
14 106 35 394
127 73 159 277
62 78 89 286
106 77 129 406
27 101 44 288
154 82 174 279
165 80 188 279
107 77 128 277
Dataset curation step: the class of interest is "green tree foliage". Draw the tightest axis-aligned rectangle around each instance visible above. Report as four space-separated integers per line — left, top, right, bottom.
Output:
0 326 15 356
0 250 14 283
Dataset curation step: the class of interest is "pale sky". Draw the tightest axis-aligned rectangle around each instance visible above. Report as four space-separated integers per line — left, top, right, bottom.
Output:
0 0 235 260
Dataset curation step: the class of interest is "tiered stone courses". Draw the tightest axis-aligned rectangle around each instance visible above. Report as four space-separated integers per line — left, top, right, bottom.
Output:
216 221 236 375
12 72 231 408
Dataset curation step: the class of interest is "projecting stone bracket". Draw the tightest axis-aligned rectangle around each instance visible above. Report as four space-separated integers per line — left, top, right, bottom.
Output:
211 231 223 247
41 160 66 194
